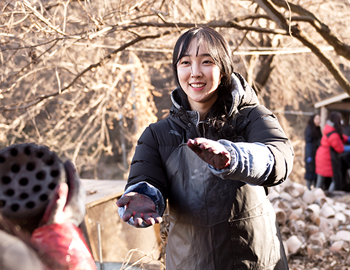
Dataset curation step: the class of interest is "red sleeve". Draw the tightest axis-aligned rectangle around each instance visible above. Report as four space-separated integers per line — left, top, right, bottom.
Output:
31 223 96 270
329 133 345 153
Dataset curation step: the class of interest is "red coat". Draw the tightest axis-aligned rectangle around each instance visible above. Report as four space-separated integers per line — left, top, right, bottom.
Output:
315 124 349 177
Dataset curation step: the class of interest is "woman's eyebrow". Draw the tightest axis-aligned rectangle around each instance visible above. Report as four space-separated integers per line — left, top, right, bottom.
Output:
182 53 211 57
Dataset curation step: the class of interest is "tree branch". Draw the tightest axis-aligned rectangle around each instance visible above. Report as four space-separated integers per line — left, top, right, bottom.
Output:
270 0 350 60
291 24 350 95
254 0 350 94
253 0 290 30
122 20 288 35
0 30 172 111
21 0 68 37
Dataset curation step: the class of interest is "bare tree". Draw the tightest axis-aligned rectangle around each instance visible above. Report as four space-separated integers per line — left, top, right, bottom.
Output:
1 0 350 179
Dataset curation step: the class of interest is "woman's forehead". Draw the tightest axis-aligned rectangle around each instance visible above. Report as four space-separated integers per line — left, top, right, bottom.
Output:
182 38 209 56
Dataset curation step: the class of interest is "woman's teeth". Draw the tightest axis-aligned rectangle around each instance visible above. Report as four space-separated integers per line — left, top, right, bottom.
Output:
191 84 205 88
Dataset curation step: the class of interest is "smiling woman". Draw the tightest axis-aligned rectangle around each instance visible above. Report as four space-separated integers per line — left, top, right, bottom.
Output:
173 27 234 122
117 27 294 270
176 40 221 119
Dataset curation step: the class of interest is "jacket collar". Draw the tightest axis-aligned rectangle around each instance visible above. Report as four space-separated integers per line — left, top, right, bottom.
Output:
326 119 334 127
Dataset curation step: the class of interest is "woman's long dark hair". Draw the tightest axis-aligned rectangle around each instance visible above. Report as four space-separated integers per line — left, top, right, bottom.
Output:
328 111 343 138
306 114 322 141
172 27 236 139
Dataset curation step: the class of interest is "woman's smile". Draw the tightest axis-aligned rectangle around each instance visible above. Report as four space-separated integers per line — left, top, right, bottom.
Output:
190 83 206 91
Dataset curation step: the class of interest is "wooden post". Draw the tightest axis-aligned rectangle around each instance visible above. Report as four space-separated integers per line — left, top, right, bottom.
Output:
320 106 328 131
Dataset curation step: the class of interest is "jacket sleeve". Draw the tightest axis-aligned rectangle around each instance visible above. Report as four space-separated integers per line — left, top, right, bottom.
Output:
126 125 169 204
209 141 274 186
31 223 97 270
304 126 313 144
241 105 294 187
329 133 345 153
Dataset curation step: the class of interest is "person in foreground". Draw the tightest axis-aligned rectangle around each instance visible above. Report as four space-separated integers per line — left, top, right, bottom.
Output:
304 114 322 189
117 27 294 270
0 160 97 270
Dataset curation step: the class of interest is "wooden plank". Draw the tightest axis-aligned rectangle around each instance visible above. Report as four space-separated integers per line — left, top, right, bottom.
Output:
81 179 161 263
85 191 123 209
84 197 161 263
81 179 127 206
314 93 349 108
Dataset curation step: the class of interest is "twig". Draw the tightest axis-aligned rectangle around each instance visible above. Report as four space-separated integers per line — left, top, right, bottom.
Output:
2 39 60 87
22 0 68 36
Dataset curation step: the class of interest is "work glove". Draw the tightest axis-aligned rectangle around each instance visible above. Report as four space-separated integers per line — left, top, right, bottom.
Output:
31 160 96 270
344 145 350 153
38 160 86 227
117 192 162 227
187 138 231 170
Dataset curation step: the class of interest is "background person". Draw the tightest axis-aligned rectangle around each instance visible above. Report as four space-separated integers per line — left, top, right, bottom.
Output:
117 27 294 270
315 111 350 191
304 114 322 189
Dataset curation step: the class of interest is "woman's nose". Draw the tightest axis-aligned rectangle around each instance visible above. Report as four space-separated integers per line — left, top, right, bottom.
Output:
191 64 202 77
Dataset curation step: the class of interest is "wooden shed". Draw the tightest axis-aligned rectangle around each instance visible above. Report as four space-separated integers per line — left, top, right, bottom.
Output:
314 92 350 133
80 179 162 269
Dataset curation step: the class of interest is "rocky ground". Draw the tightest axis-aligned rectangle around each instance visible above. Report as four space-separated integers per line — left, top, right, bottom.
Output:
140 178 350 270
271 180 350 270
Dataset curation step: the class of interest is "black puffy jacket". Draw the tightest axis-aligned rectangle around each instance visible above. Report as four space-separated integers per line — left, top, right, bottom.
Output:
126 73 294 269
127 73 293 194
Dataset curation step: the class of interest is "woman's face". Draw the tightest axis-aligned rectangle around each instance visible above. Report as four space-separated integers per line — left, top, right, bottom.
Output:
176 38 222 111
314 115 320 126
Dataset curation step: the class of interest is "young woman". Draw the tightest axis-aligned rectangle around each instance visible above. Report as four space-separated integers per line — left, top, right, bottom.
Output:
304 114 322 189
316 111 350 191
117 27 294 269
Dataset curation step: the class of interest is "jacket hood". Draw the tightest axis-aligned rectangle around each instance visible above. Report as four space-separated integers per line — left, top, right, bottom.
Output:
322 123 336 136
170 72 260 117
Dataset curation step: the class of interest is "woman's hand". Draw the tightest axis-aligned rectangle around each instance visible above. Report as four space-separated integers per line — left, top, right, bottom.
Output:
116 192 162 227
187 138 231 170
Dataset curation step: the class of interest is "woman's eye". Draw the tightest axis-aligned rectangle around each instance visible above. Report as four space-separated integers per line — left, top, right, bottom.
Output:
203 60 214 64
